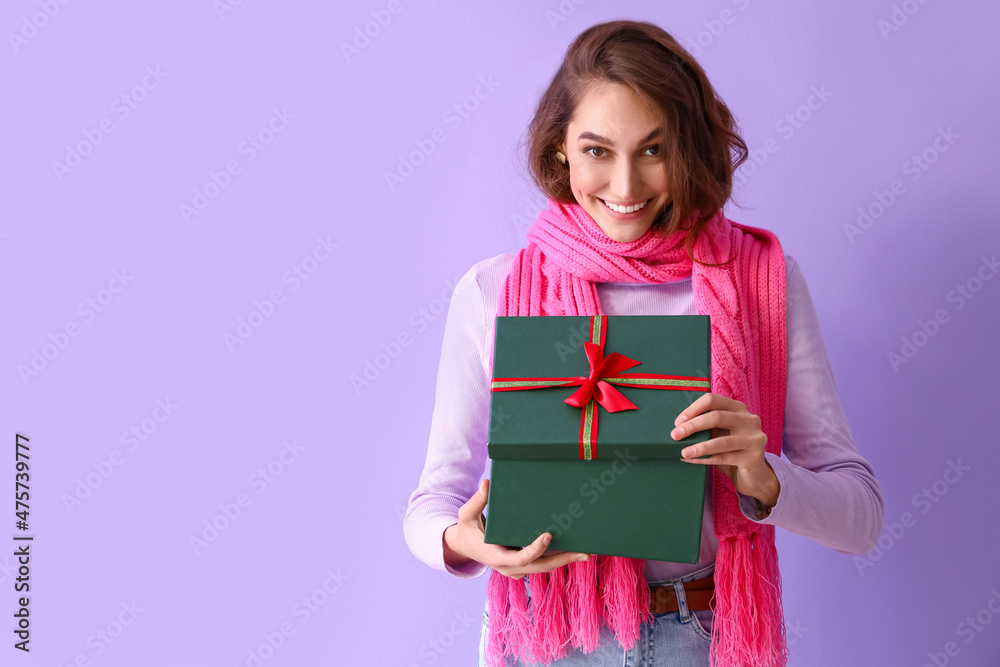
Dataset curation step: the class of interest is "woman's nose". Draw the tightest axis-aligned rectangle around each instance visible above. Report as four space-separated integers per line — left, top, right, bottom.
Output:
610 161 642 201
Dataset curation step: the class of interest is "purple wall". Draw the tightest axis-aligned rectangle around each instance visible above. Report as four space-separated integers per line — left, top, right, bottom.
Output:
3 1 998 665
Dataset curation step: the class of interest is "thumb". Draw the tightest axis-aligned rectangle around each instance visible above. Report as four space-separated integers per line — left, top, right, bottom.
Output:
462 479 489 517
476 478 490 506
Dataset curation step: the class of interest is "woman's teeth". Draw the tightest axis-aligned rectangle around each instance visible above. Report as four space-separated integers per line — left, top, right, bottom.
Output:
602 198 649 214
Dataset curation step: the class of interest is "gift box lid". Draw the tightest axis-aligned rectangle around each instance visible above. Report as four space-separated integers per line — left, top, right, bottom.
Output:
487 314 712 461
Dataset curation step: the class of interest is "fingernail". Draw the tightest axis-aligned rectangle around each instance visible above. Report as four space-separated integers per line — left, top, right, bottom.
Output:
671 428 682 440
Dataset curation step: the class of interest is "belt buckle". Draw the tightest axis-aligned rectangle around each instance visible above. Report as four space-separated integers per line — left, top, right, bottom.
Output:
648 585 678 614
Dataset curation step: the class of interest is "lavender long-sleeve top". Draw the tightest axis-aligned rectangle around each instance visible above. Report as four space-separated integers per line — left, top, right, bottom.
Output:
403 252 884 583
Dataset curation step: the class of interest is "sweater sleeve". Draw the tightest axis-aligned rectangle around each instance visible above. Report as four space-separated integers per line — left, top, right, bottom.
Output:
402 264 491 579
736 256 885 555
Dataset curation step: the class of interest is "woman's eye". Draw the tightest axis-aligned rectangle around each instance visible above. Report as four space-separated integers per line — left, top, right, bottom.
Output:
584 145 658 158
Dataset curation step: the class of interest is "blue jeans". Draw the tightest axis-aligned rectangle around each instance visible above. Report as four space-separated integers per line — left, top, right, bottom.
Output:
478 564 714 667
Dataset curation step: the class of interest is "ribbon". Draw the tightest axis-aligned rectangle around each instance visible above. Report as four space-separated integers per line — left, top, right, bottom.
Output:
490 316 710 460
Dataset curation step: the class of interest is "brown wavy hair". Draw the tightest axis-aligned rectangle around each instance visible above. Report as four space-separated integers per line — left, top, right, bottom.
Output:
518 20 748 266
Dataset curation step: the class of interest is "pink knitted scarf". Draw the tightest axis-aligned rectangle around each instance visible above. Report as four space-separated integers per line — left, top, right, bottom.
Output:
484 198 788 667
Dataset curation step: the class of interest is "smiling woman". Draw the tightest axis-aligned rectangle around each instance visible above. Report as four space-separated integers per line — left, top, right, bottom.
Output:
523 21 747 252
557 84 671 242
403 19 884 667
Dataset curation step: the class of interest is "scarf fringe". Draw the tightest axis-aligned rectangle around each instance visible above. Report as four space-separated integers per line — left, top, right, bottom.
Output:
598 556 652 650
567 557 601 651
545 567 573 658
485 555 654 664
485 571 510 667
524 572 549 662
506 576 531 659
711 532 787 667
521 569 572 664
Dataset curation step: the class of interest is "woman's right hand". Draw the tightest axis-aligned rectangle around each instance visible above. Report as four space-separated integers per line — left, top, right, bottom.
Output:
443 478 591 580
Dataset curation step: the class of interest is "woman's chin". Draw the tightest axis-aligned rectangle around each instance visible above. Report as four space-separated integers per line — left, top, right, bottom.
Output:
591 210 655 242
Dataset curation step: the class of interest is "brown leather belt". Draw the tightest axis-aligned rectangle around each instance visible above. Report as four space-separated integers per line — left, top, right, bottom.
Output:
648 573 716 614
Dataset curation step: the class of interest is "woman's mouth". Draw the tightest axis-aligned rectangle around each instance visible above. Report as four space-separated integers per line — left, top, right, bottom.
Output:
600 198 650 215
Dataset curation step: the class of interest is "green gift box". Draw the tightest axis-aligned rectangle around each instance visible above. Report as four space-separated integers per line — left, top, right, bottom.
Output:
483 314 711 563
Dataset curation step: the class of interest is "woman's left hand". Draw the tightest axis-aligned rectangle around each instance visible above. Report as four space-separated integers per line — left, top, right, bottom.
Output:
673 392 780 507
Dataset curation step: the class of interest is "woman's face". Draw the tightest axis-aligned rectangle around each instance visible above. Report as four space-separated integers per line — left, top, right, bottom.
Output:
561 83 670 243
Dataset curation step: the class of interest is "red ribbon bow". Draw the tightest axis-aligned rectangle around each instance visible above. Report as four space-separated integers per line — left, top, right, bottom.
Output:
562 341 640 413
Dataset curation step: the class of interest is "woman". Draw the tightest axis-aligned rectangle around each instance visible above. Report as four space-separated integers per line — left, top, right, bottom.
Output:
403 20 884 667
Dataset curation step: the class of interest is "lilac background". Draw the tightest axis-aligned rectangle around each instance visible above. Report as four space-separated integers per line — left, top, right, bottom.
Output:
2 0 999 665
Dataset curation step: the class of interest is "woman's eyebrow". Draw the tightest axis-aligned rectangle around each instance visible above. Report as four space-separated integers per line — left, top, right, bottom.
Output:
576 127 664 147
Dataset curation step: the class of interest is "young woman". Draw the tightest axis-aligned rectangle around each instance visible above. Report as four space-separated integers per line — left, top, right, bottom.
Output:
403 20 884 667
